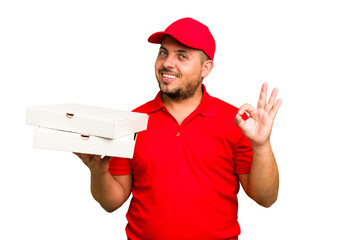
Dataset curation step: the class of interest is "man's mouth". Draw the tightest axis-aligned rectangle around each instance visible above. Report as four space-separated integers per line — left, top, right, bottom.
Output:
162 73 176 79
161 72 178 83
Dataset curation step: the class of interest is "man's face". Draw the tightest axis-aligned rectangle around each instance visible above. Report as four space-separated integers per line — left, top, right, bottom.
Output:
155 36 204 101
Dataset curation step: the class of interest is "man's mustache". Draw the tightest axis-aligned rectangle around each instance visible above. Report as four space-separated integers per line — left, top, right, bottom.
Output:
159 68 179 77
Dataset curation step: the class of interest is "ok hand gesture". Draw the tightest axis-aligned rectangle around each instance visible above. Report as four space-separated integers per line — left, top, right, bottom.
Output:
234 83 282 147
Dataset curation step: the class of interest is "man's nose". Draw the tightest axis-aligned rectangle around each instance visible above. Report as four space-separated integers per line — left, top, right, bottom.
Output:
163 55 176 69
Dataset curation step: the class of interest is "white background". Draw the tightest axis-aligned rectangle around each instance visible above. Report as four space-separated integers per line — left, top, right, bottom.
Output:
1 0 359 239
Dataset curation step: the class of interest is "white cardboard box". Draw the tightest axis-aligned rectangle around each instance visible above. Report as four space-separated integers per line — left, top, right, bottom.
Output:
26 103 148 139
34 127 137 158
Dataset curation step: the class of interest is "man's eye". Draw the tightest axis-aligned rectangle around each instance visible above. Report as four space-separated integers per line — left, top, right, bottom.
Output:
159 51 167 56
179 54 188 59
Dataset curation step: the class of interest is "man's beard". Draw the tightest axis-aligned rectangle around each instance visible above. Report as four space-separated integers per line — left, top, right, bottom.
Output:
163 79 202 101
158 68 203 101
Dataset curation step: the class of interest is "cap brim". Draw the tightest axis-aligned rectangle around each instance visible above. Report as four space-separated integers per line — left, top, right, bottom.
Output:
148 31 200 50
148 32 169 43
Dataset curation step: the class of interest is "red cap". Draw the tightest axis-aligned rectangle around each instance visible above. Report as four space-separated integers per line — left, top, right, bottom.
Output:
148 17 216 60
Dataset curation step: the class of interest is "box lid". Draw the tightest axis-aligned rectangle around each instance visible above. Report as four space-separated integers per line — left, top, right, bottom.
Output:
26 103 148 139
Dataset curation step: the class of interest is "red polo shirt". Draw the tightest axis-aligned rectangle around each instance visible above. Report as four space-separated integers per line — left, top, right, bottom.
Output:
109 86 253 240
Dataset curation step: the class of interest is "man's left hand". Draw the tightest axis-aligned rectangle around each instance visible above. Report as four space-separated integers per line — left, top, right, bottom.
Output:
234 82 282 147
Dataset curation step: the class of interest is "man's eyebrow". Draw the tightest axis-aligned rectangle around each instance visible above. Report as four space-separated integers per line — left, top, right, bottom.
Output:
159 46 192 55
176 49 191 55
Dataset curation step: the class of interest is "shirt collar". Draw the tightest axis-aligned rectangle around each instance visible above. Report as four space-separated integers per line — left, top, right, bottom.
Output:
146 84 217 117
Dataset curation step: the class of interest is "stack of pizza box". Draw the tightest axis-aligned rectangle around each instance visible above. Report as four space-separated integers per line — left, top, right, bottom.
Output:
26 103 149 158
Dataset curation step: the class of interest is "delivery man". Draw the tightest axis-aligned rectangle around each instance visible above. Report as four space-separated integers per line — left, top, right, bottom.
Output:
75 17 282 239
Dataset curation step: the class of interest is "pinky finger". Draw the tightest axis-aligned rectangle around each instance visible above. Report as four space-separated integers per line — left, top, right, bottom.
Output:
269 98 282 120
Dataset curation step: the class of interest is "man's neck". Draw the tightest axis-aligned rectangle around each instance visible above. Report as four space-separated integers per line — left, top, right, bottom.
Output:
162 87 203 125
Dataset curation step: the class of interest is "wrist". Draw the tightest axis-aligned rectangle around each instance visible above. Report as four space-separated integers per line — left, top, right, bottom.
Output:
251 140 272 152
90 167 109 179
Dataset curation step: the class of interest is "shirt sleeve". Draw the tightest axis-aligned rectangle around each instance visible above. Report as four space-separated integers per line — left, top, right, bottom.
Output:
108 157 132 175
234 134 253 175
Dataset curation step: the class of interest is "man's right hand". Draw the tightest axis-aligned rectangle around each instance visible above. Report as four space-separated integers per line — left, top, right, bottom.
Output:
73 152 132 212
73 153 112 177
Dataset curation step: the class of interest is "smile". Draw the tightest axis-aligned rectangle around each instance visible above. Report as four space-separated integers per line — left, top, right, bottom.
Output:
162 73 177 79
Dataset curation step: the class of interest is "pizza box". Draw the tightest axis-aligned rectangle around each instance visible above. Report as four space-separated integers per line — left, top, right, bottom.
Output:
33 127 137 158
26 103 148 139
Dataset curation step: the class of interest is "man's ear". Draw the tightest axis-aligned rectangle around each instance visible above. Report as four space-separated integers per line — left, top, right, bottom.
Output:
201 60 214 79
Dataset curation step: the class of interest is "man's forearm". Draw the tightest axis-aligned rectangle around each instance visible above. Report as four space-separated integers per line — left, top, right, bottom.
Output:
247 142 279 207
90 172 127 212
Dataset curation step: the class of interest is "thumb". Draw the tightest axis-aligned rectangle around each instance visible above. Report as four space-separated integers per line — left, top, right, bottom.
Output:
234 113 246 130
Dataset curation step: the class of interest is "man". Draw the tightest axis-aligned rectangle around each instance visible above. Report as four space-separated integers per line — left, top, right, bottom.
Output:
75 17 282 239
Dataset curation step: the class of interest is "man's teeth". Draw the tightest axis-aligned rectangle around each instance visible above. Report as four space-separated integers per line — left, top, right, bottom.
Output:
163 74 176 79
